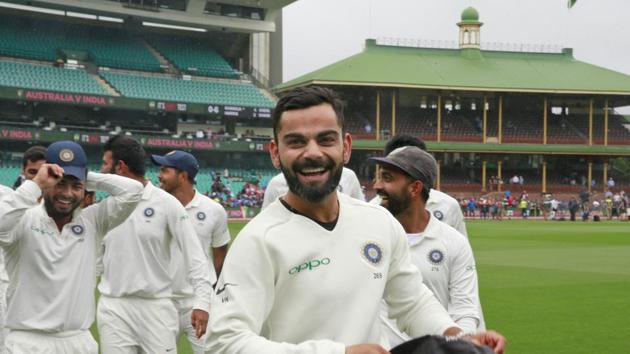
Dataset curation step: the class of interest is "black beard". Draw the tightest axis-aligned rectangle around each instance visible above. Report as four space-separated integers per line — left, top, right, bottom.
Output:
43 195 80 220
379 191 412 217
280 157 343 203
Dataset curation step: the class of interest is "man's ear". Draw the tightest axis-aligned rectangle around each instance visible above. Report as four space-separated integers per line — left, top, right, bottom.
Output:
342 132 352 164
270 139 281 169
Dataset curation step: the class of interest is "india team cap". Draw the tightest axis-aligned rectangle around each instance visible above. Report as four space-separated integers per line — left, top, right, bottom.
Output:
370 146 436 190
151 150 199 180
45 141 88 181
390 335 493 354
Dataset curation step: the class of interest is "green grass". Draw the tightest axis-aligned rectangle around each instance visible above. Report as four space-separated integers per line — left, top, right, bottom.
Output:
92 219 630 353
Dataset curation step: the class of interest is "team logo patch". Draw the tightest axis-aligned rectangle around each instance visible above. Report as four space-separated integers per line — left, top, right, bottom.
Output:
427 249 445 265
433 210 444 220
143 207 155 217
196 211 206 221
59 149 74 162
362 242 383 265
70 224 84 235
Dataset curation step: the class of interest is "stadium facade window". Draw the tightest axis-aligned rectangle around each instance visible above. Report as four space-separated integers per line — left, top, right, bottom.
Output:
204 2 265 21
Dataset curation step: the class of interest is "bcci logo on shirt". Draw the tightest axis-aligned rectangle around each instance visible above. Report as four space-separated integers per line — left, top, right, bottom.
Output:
427 249 445 265
70 224 85 241
143 207 155 218
196 211 206 221
362 242 383 265
433 210 444 220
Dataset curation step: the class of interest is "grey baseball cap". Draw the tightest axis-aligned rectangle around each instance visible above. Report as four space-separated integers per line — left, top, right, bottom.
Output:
370 146 436 189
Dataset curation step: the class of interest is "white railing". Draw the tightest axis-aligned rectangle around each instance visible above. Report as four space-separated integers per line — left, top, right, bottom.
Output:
375 37 564 53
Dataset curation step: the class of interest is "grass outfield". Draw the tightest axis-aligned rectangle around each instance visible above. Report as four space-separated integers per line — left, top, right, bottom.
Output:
92 220 630 353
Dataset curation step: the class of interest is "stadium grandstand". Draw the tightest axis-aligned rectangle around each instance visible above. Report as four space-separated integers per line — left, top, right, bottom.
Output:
0 0 291 207
276 7 630 201
0 3 629 209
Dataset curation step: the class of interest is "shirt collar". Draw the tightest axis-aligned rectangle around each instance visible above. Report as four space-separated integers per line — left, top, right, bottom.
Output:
407 212 439 247
142 180 155 200
185 189 202 209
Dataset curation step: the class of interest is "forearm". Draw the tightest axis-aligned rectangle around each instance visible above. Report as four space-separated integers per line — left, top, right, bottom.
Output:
85 172 143 200
0 181 40 239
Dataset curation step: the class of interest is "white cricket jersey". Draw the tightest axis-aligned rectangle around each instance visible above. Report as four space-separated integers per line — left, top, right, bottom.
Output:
0 173 143 332
171 189 230 298
381 214 481 347
371 189 467 236
261 167 365 209
207 193 457 354
0 184 11 282
98 181 213 312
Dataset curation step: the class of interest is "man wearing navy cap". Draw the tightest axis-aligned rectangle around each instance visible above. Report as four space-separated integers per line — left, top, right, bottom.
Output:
152 150 230 354
0 140 143 353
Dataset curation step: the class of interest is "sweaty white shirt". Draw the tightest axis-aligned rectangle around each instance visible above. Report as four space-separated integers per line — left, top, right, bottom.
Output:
381 214 482 347
207 193 457 354
261 167 365 209
0 173 143 332
371 189 467 236
98 181 213 312
171 189 230 298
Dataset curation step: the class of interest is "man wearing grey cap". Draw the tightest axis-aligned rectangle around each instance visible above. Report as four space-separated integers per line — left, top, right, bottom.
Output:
371 146 484 347
0 140 143 353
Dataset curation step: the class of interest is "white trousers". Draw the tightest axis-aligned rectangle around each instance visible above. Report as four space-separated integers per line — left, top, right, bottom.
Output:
174 298 205 354
5 330 97 354
97 296 178 354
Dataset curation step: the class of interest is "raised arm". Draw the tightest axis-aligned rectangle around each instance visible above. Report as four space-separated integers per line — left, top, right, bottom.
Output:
82 172 143 235
0 164 63 245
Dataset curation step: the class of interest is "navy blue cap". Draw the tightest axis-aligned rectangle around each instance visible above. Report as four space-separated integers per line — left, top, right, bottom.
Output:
46 141 88 181
151 150 199 181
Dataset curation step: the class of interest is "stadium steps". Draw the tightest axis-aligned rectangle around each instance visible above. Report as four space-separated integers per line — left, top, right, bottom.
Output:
92 74 120 97
142 41 181 76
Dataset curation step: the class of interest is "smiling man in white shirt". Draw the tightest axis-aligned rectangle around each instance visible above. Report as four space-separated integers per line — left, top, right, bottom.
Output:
371 146 483 347
97 135 213 354
206 86 505 354
0 140 143 353
152 150 230 354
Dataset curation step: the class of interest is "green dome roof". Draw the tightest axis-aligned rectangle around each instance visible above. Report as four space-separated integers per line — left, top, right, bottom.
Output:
461 7 479 22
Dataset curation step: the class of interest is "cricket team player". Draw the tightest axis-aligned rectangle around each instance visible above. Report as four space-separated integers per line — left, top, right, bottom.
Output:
152 150 230 353
0 141 143 353
370 135 468 237
371 146 483 346
206 86 505 354
97 136 214 354
0 183 12 354
262 166 365 209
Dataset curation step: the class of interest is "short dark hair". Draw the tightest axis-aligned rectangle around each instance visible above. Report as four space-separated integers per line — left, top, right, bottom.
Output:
22 145 47 167
384 134 427 154
272 86 345 140
104 135 146 177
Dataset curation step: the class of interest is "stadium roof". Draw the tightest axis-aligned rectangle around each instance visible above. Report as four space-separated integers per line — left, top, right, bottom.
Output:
276 39 630 96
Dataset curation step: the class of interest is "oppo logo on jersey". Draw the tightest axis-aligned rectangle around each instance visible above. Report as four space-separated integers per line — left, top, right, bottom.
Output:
289 257 331 275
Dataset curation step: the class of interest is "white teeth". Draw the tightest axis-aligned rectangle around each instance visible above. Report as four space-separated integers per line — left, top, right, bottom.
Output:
301 167 325 174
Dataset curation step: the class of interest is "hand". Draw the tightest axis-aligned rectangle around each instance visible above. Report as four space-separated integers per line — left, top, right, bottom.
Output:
191 309 209 338
468 330 506 354
32 164 64 190
345 343 389 354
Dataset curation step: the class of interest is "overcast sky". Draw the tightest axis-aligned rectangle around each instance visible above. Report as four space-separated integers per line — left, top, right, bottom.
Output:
282 0 630 84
